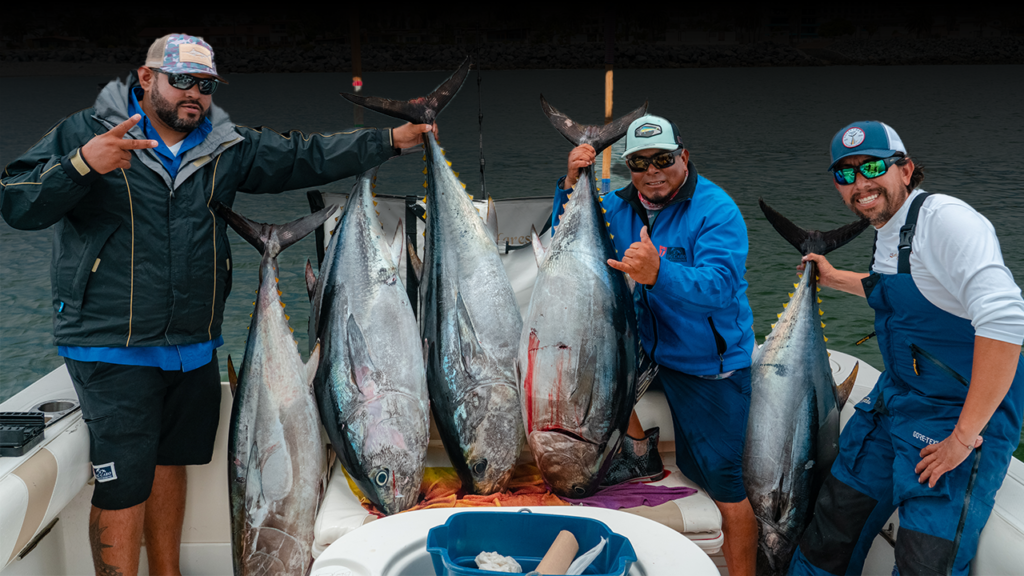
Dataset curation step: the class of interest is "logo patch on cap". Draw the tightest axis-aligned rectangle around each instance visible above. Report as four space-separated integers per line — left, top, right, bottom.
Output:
93 462 117 483
842 127 866 148
179 44 213 68
635 123 663 138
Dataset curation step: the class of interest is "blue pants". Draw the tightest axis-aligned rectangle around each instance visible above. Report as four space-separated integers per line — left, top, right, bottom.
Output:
789 398 1012 576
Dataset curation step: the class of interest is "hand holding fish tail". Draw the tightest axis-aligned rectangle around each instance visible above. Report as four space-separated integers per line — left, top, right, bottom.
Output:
915 432 980 488
799 253 868 296
607 226 660 286
564 144 596 190
391 122 438 149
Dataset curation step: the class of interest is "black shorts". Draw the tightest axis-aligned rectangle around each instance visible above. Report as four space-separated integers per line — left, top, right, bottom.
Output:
65 353 222 510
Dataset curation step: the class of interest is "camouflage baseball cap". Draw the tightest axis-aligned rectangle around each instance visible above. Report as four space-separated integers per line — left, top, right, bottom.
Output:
145 33 228 83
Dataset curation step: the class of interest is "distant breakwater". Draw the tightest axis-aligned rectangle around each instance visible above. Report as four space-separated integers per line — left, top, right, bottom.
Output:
3 37 1022 73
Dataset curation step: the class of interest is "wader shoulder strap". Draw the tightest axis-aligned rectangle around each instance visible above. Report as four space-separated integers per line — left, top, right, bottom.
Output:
897 192 932 274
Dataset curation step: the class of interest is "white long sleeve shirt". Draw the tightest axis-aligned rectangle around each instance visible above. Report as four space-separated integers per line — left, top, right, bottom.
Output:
871 189 1024 345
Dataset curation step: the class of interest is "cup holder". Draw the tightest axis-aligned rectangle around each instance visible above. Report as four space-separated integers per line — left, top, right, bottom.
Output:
32 399 80 427
36 400 78 413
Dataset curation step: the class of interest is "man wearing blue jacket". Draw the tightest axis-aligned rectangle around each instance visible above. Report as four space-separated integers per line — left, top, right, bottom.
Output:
557 115 757 576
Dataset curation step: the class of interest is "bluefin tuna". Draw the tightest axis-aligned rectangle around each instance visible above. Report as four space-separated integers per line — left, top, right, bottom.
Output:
341 59 525 494
307 167 430 515
215 202 333 576
517 98 650 498
744 198 865 575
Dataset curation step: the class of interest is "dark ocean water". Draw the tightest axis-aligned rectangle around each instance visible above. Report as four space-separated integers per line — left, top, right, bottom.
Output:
2 66 1022 454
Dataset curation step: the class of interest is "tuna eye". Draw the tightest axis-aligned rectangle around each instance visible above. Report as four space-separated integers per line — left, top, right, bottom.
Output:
471 459 488 477
573 485 587 496
374 469 390 486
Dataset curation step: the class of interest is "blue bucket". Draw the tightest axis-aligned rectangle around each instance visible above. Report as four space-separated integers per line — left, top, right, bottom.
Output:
425 510 637 576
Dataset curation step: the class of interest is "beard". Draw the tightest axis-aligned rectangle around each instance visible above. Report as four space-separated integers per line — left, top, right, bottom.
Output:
846 183 908 227
150 86 208 133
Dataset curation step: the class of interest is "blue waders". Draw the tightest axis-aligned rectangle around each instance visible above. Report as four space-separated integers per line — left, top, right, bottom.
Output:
789 193 1024 575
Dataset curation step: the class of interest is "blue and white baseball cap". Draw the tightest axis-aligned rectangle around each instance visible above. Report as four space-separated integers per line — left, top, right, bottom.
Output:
828 121 906 170
622 115 684 158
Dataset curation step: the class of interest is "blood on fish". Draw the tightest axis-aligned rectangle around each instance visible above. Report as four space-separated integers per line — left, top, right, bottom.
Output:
524 330 539 430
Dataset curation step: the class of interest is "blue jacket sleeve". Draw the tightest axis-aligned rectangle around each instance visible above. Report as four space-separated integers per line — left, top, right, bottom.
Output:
646 196 749 314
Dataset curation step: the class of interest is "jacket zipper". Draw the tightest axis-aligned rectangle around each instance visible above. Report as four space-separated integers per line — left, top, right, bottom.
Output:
708 317 727 373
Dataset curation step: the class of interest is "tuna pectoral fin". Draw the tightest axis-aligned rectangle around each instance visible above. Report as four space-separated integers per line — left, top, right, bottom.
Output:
306 340 321 391
758 198 869 256
345 315 379 393
389 220 405 269
341 57 471 125
455 292 484 375
305 259 317 301
635 345 659 403
539 95 648 152
835 361 859 409
485 197 499 244
227 355 238 397
214 201 338 257
530 225 547 267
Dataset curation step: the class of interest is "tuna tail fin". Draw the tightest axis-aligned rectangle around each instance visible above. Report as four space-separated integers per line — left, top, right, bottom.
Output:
340 57 471 125
836 361 859 409
539 95 649 153
214 201 338 256
758 197 869 256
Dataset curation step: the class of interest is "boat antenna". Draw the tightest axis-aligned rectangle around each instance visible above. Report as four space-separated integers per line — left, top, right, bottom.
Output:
477 68 486 198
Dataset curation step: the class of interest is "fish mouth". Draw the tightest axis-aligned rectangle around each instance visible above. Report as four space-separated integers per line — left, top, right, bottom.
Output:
528 429 603 497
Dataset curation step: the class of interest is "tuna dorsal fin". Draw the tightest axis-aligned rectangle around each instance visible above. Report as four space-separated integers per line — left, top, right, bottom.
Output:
539 95 649 153
306 339 321 391
340 57 471 125
389 219 404 269
214 201 338 257
227 355 238 397
407 240 423 282
305 259 317 301
345 315 378 392
836 361 859 409
484 196 499 243
530 225 547 267
758 198 869 256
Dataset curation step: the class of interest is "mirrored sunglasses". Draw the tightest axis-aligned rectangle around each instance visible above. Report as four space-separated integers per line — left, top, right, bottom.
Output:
626 149 682 173
153 69 219 95
833 156 903 185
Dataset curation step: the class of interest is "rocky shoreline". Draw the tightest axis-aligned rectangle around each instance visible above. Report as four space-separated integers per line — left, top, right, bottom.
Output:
2 37 1021 76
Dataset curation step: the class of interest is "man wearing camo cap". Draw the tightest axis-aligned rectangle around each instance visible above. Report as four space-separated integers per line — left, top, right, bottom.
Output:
1 33 435 575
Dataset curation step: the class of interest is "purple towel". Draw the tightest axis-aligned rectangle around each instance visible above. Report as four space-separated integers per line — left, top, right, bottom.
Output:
561 482 697 509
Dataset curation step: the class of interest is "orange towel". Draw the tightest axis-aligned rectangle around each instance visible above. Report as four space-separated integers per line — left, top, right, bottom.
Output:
348 463 570 518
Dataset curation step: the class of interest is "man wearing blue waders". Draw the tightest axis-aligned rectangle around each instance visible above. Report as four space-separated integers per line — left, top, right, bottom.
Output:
790 121 1024 575
0 33 434 576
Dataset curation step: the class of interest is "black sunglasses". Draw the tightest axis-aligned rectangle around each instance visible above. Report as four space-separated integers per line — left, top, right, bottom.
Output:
152 69 219 95
626 149 682 173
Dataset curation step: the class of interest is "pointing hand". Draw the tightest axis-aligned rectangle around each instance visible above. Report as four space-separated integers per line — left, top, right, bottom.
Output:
80 114 157 175
607 226 660 286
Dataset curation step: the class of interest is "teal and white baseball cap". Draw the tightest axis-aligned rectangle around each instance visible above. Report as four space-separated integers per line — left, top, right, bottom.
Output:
621 115 684 158
828 121 906 170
